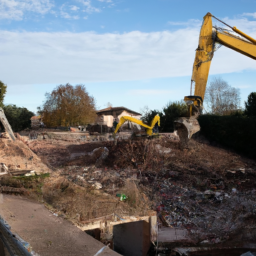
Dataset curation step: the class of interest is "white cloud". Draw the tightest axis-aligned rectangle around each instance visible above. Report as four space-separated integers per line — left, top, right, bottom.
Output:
60 4 80 19
78 0 100 13
243 12 256 19
70 5 80 11
0 16 255 87
98 0 112 2
0 0 54 20
129 90 175 95
168 19 201 27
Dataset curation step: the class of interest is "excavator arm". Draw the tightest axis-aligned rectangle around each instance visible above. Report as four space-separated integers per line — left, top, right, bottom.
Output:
114 115 160 136
175 12 256 145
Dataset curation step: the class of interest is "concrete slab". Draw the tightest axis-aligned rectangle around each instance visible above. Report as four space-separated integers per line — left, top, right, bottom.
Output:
157 227 188 243
0 194 120 256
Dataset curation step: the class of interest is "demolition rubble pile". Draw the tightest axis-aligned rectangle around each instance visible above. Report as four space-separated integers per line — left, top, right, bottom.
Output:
143 167 256 244
42 166 151 224
4 132 256 245
102 136 256 244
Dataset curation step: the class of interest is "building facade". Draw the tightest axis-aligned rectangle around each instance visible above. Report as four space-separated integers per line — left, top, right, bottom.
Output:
96 107 142 127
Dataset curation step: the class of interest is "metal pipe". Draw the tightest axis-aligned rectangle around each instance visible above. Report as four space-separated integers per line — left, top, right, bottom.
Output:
211 14 233 29
212 14 256 44
232 26 256 44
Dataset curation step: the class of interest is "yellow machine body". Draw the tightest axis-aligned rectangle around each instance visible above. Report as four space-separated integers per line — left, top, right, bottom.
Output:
175 12 256 144
114 115 160 136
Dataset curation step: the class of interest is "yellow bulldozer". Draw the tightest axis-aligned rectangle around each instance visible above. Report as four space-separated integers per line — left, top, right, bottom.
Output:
175 12 256 147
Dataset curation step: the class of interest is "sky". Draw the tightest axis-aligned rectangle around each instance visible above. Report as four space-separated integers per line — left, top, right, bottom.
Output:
1 0 256 114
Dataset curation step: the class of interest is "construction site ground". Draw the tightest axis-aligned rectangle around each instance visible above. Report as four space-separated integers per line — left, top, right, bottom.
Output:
1 131 256 255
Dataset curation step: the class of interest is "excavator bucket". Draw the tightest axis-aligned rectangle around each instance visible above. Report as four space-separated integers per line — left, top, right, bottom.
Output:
174 117 200 148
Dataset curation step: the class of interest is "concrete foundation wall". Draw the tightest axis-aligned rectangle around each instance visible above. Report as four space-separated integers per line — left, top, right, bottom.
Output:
113 220 150 256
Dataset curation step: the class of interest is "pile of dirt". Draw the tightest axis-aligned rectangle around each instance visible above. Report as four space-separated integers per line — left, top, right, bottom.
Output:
0 138 51 174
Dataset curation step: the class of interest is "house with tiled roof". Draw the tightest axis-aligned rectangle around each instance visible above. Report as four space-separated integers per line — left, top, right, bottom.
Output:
96 107 141 127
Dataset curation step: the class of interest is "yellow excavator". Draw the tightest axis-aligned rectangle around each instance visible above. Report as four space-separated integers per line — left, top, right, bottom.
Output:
175 12 256 146
113 115 160 137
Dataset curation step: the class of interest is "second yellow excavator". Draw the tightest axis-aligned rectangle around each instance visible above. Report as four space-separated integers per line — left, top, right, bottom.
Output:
113 115 160 137
175 12 256 146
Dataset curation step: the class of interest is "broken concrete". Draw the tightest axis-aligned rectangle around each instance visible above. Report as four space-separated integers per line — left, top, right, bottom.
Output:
1 130 256 255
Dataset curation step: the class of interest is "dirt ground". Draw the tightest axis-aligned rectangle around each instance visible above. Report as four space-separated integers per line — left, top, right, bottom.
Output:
28 140 105 167
0 139 51 173
1 132 256 254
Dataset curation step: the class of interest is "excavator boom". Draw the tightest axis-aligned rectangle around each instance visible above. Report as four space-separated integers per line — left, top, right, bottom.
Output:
114 115 160 136
175 13 256 147
216 30 256 60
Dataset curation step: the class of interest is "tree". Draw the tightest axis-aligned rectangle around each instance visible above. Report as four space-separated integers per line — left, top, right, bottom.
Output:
245 92 256 116
41 84 96 127
162 101 188 132
0 80 7 108
204 77 240 115
141 107 163 129
141 101 187 132
3 105 34 132
106 102 112 108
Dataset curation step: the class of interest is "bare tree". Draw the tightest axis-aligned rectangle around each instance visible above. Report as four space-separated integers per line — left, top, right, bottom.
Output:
204 77 240 115
106 102 113 108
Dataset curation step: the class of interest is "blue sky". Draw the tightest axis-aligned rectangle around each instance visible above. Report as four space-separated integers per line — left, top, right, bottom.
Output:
1 0 256 114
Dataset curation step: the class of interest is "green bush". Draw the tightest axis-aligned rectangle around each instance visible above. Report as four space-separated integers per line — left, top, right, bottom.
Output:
141 101 187 132
162 101 187 132
198 115 256 159
3 104 34 132
245 92 256 117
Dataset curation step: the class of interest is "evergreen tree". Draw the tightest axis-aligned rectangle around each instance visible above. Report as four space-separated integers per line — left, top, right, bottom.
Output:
245 92 256 116
0 80 7 108
3 105 34 132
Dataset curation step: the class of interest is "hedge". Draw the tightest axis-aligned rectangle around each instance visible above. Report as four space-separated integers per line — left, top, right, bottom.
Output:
198 115 256 159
